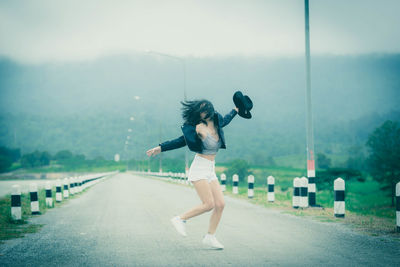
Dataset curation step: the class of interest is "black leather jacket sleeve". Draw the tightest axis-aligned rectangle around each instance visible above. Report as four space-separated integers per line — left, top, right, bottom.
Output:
220 109 238 128
159 135 187 152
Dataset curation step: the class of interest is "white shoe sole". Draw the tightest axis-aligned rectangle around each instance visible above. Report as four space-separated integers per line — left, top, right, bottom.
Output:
170 217 187 237
202 238 224 249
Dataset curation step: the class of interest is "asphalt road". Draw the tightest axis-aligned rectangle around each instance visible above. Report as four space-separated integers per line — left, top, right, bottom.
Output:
0 173 399 266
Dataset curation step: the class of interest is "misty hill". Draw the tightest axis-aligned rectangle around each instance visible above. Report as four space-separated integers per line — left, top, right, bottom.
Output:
0 54 399 167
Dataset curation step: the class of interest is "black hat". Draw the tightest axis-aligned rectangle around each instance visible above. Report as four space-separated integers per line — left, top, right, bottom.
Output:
233 91 253 119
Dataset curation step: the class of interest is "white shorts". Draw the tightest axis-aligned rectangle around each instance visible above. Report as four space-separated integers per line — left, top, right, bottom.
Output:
188 154 218 183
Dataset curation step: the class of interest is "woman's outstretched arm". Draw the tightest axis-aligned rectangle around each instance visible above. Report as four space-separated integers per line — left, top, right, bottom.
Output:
146 135 186 157
221 107 239 128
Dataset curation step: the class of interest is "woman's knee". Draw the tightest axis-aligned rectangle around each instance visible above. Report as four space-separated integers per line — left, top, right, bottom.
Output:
203 200 215 212
215 201 225 211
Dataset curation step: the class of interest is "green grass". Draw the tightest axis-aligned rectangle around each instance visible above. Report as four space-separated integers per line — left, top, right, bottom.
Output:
212 165 399 237
0 185 93 244
143 172 400 237
221 178 396 219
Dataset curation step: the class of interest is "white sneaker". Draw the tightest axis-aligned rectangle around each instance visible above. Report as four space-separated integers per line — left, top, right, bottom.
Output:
202 234 224 249
170 216 187 237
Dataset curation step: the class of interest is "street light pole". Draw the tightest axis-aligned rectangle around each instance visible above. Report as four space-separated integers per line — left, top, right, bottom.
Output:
304 0 317 206
159 123 162 173
146 50 189 174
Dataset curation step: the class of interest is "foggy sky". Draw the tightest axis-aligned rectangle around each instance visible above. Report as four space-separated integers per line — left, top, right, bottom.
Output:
1 0 400 63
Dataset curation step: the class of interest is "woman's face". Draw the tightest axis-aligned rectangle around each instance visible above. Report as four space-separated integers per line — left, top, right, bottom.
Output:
200 111 213 122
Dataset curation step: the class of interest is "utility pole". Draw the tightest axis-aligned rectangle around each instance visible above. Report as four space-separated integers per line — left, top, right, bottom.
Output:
304 0 317 206
146 50 188 175
183 60 189 176
159 123 162 173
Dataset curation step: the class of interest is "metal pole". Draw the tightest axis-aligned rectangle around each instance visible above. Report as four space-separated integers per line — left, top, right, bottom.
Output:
146 51 189 174
304 0 317 206
159 123 162 173
183 59 189 175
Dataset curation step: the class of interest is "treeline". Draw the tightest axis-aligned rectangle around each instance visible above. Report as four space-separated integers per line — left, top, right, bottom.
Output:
0 147 192 173
0 148 120 172
0 147 20 172
1 109 399 167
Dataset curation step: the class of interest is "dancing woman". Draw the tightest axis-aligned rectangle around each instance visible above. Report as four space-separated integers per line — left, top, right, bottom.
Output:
146 92 252 249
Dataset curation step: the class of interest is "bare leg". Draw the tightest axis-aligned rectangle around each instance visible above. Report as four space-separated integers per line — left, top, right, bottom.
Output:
180 180 215 220
208 180 225 234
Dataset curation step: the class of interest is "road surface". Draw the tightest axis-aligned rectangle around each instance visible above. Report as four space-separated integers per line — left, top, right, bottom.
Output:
0 173 399 266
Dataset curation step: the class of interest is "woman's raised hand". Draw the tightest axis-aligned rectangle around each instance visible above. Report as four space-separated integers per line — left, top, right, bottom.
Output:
146 146 161 157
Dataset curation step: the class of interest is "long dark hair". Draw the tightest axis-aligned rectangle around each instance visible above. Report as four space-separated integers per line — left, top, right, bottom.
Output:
181 99 215 126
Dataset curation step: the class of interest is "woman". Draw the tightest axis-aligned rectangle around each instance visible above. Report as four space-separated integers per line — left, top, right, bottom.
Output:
146 99 239 249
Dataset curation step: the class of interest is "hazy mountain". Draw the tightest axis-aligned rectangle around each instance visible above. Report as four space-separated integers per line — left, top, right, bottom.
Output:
1 54 399 166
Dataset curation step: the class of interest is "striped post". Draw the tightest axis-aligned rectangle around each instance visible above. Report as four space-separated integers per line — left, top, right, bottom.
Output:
70 177 75 195
397 182 400 232
267 176 275 202
233 174 239 194
11 185 22 220
74 177 78 193
220 173 226 192
29 183 40 215
292 177 300 209
74 176 79 193
75 177 80 193
334 177 345 217
308 176 316 207
73 177 78 193
45 181 53 208
63 178 69 198
248 175 254 198
56 179 62 202
185 173 189 185
299 177 309 208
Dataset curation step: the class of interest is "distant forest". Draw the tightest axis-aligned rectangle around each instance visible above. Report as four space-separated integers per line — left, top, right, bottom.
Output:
1 54 399 167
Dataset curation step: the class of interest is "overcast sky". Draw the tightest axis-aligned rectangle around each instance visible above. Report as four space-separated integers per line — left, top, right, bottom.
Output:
1 0 399 63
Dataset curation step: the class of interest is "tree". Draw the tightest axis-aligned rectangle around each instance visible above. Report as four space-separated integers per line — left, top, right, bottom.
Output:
21 150 51 168
317 153 331 169
317 168 364 190
366 120 400 206
225 159 251 183
39 151 51 166
54 150 73 161
346 145 366 171
0 154 12 172
0 146 21 172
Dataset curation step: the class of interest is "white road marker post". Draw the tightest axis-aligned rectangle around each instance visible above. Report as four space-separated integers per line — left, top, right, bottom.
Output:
30 183 40 215
397 182 400 232
248 175 254 198
220 173 226 192
233 174 239 194
267 176 275 202
293 177 300 209
334 178 345 218
45 181 53 208
299 177 309 208
63 178 69 199
11 185 22 221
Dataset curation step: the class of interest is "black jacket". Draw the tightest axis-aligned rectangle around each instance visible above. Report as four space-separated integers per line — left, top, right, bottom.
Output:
159 109 238 153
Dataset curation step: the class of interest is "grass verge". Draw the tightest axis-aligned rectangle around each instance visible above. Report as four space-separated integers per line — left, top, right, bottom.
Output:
151 174 399 240
0 185 92 244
